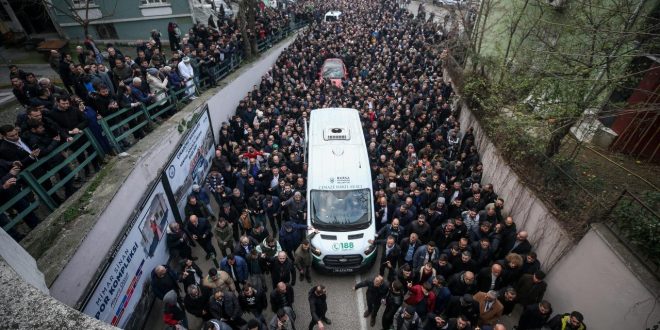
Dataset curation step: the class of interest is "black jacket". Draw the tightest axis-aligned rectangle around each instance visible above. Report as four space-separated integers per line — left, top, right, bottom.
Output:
269 257 296 285
447 271 478 296
518 303 551 330
269 285 294 312
0 140 36 166
308 287 328 322
209 291 242 321
476 266 504 292
46 107 88 134
184 287 212 319
355 279 390 303
239 288 268 312
185 218 213 240
444 296 479 325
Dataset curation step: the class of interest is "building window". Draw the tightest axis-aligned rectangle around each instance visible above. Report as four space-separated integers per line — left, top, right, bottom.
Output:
141 0 170 5
71 0 96 6
95 23 118 39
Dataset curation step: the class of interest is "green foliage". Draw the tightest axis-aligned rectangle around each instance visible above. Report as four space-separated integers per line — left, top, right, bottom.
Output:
611 191 660 267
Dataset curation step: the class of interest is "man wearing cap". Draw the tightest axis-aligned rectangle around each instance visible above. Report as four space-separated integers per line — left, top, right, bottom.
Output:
473 290 504 326
177 56 197 99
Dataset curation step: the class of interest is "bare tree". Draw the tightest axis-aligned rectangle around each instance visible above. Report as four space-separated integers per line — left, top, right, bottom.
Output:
237 0 258 60
40 0 118 38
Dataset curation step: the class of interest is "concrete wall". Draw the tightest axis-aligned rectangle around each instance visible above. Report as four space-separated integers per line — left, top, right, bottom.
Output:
545 224 660 330
458 103 660 329
0 229 48 294
458 104 575 270
0 258 116 329
47 35 297 308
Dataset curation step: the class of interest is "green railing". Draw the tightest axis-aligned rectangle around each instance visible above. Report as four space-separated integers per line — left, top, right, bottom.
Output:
1 128 105 232
1 18 311 236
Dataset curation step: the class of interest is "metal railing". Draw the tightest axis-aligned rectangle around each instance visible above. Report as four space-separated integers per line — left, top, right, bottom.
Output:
1 18 311 237
1 128 105 233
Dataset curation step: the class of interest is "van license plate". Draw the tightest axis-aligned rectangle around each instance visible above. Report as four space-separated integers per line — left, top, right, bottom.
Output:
333 268 354 273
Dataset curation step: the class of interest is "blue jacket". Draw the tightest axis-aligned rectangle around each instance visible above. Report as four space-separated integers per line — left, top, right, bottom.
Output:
220 255 249 282
130 84 152 104
278 221 308 252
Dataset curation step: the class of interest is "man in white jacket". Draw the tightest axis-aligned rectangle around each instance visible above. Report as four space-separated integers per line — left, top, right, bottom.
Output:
177 56 197 100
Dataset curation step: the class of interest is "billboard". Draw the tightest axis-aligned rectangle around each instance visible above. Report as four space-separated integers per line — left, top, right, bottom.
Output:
82 179 175 327
165 105 216 221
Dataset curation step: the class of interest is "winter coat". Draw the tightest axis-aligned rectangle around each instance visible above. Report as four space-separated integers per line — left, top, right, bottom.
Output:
220 256 249 282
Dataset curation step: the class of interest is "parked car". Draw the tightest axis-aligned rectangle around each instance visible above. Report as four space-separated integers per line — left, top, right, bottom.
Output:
319 58 347 88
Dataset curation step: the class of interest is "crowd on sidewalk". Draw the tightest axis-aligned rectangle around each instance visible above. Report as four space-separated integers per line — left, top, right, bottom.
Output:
0 2 316 241
148 1 586 330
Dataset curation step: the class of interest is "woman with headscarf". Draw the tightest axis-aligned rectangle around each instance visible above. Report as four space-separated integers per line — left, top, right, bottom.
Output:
146 67 169 102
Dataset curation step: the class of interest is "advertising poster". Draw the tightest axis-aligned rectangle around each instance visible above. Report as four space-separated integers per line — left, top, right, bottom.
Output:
82 181 175 328
166 106 216 220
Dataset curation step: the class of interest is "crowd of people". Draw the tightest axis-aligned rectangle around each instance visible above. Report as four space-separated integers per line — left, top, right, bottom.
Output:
1 2 315 241
149 1 587 330
2 0 588 329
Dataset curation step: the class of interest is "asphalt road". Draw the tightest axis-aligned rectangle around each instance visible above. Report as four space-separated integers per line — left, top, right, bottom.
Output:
145 228 383 330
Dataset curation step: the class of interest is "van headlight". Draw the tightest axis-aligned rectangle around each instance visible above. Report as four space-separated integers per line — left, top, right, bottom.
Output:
309 242 322 256
364 243 376 255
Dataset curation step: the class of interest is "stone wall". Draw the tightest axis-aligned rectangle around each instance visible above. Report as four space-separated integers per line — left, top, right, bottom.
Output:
457 104 575 270
0 258 116 329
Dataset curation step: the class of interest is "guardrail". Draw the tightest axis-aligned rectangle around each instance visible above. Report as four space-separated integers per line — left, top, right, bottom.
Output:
1 18 310 239
1 128 105 234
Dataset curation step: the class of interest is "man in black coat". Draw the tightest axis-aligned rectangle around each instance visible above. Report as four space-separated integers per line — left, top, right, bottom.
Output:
502 230 532 257
518 301 552 330
476 263 504 293
376 218 406 244
209 289 246 328
269 281 294 313
308 285 331 330
185 215 217 260
150 265 180 300
166 222 195 260
444 294 480 325
399 233 421 267
447 271 477 296
0 125 38 167
184 284 212 321
372 235 402 281
354 275 390 327
269 251 296 287
515 271 548 307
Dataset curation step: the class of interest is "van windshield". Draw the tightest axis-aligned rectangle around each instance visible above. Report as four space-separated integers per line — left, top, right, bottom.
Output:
325 15 338 22
311 189 371 229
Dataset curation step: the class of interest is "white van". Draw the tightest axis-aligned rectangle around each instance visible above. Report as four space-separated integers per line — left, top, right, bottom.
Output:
324 11 342 22
305 108 377 273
